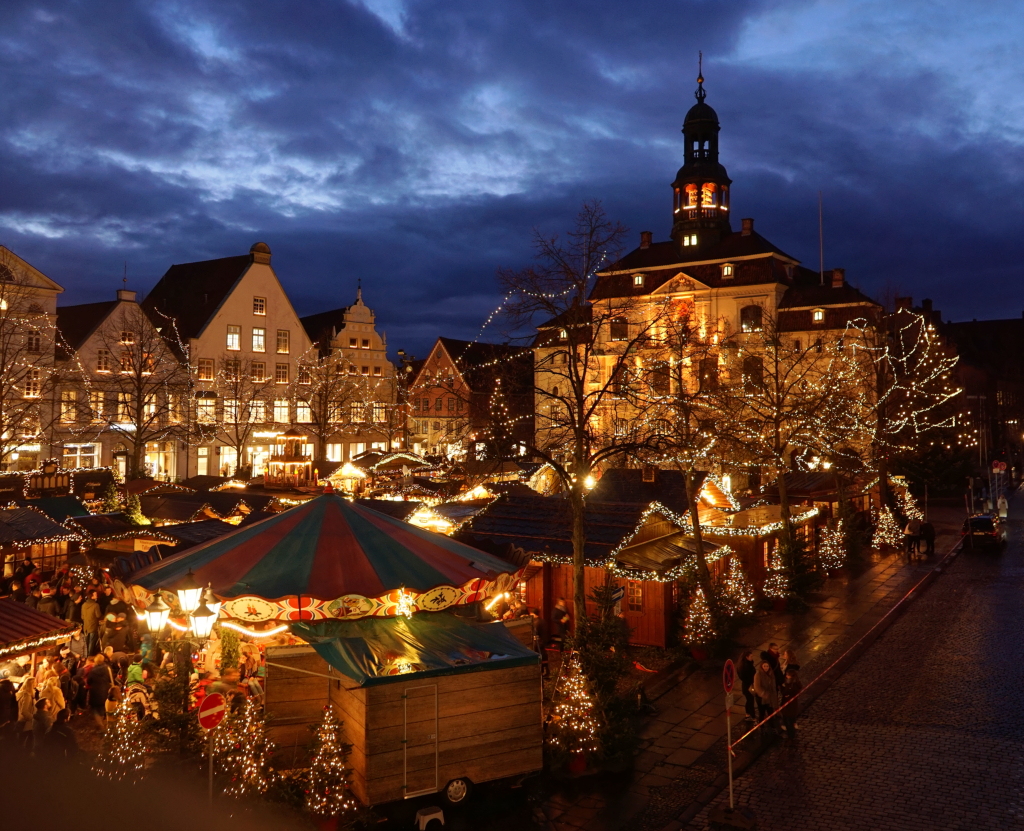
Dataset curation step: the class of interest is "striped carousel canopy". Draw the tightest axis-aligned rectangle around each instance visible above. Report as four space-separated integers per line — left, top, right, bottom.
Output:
126 494 519 621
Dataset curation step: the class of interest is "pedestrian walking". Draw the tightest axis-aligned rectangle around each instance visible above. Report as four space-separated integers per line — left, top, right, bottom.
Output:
904 517 922 556
920 520 936 556
738 650 757 721
780 667 803 738
753 660 779 728
551 597 571 650
86 653 115 730
998 494 1008 519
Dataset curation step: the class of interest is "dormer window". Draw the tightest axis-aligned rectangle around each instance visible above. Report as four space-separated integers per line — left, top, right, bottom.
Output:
558 329 568 341
682 234 698 247
633 274 645 287
812 309 825 324
721 264 734 279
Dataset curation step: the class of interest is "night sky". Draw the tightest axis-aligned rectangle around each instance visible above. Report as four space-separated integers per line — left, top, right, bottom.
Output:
2 1 1021 358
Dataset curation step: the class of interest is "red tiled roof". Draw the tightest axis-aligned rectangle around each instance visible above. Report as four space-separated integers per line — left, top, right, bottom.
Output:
0 598 78 655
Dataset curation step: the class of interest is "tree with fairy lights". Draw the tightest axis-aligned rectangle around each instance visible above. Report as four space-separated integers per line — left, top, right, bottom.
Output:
872 506 903 550
496 202 668 633
306 707 358 819
547 652 600 755
684 585 716 646
819 520 846 571
899 488 924 521
762 545 791 600
222 698 275 798
94 699 147 782
721 556 757 617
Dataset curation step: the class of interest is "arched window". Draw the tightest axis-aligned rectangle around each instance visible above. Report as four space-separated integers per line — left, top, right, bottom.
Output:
686 184 698 207
702 182 716 207
740 305 763 333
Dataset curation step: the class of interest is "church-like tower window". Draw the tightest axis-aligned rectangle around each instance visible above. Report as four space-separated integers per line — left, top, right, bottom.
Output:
702 183 717 207
686 184 698 208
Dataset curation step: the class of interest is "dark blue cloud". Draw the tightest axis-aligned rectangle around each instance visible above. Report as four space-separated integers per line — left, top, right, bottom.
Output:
0 0 1021 357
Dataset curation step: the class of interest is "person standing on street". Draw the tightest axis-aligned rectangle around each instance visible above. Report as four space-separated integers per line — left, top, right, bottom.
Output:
780 667 803 738
997 494 1008 519
81 591 102 656
920 520 936 556
904 517 922 557
738 650 757 722
753 660 779 728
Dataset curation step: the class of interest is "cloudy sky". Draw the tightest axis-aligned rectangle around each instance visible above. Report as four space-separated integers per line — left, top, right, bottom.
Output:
1 0 1021 356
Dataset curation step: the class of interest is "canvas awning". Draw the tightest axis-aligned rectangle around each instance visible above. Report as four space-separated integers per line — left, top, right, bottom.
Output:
0 599 79 660
291 613 538 687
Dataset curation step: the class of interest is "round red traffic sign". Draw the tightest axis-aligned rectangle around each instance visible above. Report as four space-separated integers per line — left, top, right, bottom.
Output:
198 693 227 730
722 659 735 693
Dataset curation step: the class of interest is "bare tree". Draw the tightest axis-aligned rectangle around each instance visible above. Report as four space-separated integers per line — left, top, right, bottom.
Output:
94 305 184 478
215 355 273 477
497 201 665 629
292 349 364 466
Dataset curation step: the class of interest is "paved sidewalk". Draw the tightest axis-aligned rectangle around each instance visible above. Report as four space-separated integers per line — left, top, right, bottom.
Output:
537 508 964 831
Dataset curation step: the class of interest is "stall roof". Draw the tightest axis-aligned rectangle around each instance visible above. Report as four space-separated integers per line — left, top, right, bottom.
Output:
15 496 91 523
291 613 538 686
0 598 79 659
130 493 518 601
0 508 79 546
356 499 423 522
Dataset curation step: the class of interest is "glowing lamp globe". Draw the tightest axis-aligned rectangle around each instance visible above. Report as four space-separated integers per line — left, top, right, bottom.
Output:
202 585 222 621
176 568 203 615
145 593 171 633
189 597 218 640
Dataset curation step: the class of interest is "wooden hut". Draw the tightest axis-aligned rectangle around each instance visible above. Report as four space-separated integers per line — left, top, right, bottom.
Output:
264 613 542 806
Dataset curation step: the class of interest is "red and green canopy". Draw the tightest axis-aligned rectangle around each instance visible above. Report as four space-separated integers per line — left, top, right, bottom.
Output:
118 494 521 622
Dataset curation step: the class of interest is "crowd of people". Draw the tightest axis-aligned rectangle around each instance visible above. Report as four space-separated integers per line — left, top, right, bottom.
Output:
0 558 267 761
737 643 803 739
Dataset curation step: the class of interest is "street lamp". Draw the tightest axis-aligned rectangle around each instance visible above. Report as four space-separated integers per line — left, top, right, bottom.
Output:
189 596 218 640
202 585 221 620
145 592 171 633
176 568 203 615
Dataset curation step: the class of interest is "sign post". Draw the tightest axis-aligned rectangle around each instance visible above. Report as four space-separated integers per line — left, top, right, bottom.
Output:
198 693 227 805
722 659 736 811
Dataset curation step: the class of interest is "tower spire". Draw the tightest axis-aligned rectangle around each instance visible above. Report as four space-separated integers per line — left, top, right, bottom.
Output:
695 51 705 103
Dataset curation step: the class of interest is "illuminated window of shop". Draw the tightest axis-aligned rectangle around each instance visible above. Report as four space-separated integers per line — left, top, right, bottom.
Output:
273 399 290 423
297 403 312 423
627 580 643 612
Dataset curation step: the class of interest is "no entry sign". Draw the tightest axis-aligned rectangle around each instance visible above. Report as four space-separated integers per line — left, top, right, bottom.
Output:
198 693 226 730
722 659 736 694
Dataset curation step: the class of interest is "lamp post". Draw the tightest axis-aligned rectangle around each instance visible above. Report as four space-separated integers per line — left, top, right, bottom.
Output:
189 597 218 640
176 568 203 615
145 592 171 633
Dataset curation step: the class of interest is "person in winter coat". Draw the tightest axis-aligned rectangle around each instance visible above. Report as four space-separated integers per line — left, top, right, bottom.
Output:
762 644 784 687
24 587 42 610
737 650 757 721
55 584 73 619
780 667 803 737
0 679 18 729
37 585 60 617
39 669 66 713
920 521 936 556
32 699 55 752
41 708 78 761
125 655 145 687
81 592 102 656
752 660 779 727
551 597 571 649
86 654 115 729
16 676 37 731
66 590 84 624
68 630 88 663
8 580 27 604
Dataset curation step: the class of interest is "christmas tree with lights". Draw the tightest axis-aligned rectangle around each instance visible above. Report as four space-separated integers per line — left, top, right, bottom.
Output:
721 556 757 617
547 652 599 754
819 520 846 572
872 506 903 550
93 700 146 783
223 698 275 797
899 489 923 521
684 585 717 645
306 707 358 819
762 546 791 600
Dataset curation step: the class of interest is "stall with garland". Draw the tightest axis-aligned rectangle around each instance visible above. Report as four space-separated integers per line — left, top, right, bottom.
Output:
0 598 80 680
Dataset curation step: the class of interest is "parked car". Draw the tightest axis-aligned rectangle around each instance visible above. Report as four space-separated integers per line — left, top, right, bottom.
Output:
962 514 1006 548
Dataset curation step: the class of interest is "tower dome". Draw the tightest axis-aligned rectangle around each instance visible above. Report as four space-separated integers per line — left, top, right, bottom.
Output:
670 56 732 251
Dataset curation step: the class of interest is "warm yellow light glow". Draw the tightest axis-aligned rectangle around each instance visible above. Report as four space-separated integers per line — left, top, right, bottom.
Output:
485 591 509 611
220 621 290 638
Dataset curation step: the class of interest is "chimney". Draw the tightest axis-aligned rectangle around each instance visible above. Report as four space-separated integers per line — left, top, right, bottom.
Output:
922 298 933 313
831 268 845 288
741 218 754 236
639 231 652 250
116 289 136 302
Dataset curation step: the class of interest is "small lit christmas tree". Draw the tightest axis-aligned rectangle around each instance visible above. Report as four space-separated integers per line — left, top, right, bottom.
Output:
306 707 358 819
819 520 845 571
223 698 275 797
899 489 923 521
762 545 791 599
101 481 120 513
721 556 757 617
684 585 717 645
94 699 146 782
547 652 599 754
872 506 903 550
125 493 150 525
203 710 238 775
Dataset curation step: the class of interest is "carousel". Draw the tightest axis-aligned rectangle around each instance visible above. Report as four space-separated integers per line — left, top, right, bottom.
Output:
114 490 524 632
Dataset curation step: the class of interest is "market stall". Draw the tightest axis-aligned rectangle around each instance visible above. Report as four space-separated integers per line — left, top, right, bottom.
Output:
0 598 80 680
266 613 542 806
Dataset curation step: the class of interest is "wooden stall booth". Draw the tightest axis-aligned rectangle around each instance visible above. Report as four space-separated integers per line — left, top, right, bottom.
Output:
0 598 80 681
264 613 542 806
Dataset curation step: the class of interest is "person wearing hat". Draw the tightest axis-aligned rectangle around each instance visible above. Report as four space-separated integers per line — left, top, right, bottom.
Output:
37 585 60 617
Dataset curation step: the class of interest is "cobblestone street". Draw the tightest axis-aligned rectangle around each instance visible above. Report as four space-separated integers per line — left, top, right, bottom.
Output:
694 504 1024 830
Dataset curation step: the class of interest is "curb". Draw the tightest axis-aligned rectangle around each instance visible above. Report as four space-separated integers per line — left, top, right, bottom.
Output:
664 537 965 831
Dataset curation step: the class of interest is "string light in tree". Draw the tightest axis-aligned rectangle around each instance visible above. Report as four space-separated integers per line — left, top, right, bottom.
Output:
899 489 923 521
93 699 147 783
721 556 756 617
872 506 903 550
684 585 716 646
222 698 275 797
819 520 845 572
762 545 791 600
305 706 358 819
547 652 599 755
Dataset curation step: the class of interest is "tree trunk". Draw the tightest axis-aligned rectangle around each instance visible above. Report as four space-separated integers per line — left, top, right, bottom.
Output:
131 441 144 480
569 478 587 641
777 469 793 547
683 469 713 594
